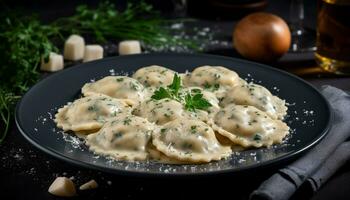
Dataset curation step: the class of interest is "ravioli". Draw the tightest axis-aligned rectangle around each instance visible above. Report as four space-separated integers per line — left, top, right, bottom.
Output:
132 65 175 87
86 114 154 160
211 104 289 148
81 76 146 105
189 66 240 89
147 143 187 164
133 98 186 125
55 95 131 132
221 83 287 119
134 93 215 124
179 72 191 87
55 65 291 164
152 119 232 163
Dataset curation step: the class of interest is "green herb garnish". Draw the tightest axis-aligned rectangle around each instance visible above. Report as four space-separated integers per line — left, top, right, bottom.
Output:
203 82 211 89
123 117 132 125
0 16 59 144
151 87 173 100
213 84 220 90
114 132 123 138
167 73 181 96
190 125 197 134
253 134 262 141
151 74 212 112
88 105 98 112
203 83 220 91
181 142 193 150
184 93 212 112
191 88 201 93
151 73 181 100
0 1 204 144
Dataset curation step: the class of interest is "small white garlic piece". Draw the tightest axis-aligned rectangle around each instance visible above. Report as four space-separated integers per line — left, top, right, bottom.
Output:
40 52 64 72
83 45 104 62
118 40 141 55
64 34 85 61
79 179 98 190
48 177 76 197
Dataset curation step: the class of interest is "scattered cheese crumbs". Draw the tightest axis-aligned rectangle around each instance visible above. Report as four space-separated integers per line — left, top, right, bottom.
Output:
48 177 76 197
40 52 64 72
79 179 98 190
64 34 85 61
118 40 141 55
109 69 115 75
83 45 104 62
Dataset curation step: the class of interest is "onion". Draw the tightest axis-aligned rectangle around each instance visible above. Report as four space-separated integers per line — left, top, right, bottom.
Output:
233 12 291 62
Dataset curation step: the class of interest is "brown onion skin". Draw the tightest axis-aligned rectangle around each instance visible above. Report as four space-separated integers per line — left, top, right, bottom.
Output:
233 12 291 62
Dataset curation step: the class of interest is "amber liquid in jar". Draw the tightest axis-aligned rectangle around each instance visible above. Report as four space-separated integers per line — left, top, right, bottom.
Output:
316 0 350 74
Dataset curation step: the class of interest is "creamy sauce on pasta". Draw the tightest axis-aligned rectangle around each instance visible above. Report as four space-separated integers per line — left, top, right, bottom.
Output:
55 65 289 164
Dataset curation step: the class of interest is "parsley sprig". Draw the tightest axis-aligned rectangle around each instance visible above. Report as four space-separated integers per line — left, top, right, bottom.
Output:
151 74 212 111
167 73 181 97
151 73 181 101
184 93 212 112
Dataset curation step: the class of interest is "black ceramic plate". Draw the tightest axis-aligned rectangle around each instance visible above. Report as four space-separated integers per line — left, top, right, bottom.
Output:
16 53 331 176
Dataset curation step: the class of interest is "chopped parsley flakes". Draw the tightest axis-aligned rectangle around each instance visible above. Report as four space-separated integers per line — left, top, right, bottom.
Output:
123 117 132 125
253 133 262 141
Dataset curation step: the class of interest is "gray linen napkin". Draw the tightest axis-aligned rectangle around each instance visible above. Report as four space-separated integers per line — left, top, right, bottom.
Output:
250 85 350 200
306 140 350 193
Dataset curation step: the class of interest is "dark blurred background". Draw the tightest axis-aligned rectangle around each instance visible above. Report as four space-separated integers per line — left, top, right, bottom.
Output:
0 0 316 28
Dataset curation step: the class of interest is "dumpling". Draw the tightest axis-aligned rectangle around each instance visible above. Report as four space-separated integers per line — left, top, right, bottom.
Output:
221 83 287 120
147 143 187 164
133 99 186 125
189 66 240 89
211 104 289 148
55 95 131 132
85 114 154 161
132 65 175 87
152 119 232 163
216 77 249 101
133 96 212 124
179 72 191 87
81 76 146 105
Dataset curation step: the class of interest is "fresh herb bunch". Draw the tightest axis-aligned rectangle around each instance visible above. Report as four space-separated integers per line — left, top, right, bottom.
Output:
151 74 212 111
54 1 198 49
0 16 60 144
0 1 202 144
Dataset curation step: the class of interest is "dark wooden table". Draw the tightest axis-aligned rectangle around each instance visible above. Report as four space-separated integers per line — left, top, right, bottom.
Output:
1 64 349 200
1 1 350 200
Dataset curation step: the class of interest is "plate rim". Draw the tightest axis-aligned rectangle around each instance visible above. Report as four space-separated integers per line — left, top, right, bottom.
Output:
15 53 332 177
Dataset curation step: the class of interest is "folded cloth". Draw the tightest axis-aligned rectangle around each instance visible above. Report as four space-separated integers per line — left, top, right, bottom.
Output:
306 141 350 193
250 85 350 200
